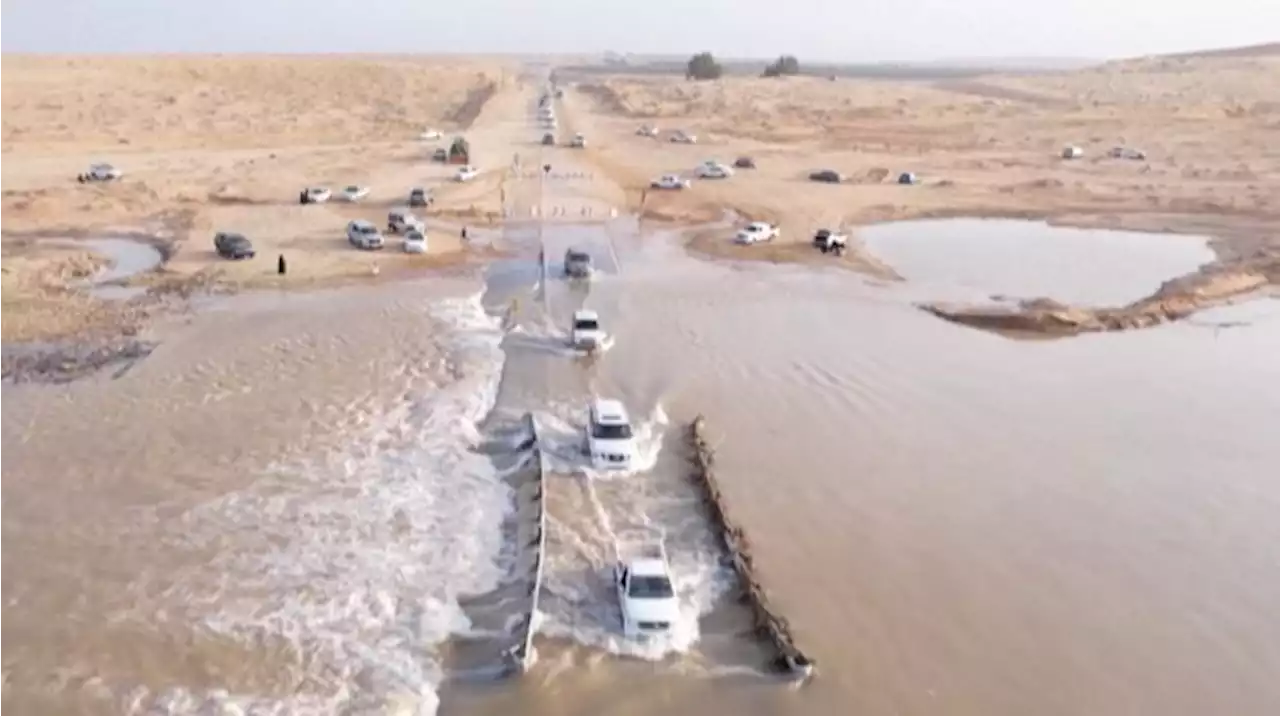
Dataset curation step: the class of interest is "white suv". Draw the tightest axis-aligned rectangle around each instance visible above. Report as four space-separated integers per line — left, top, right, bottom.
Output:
586 399 637 471
346 220 385 250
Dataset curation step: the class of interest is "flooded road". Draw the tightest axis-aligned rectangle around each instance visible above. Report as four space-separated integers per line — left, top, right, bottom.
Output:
456 221 1280 716
5 203 1280 716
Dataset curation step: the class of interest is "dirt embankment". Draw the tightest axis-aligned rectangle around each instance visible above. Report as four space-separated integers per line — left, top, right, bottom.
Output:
445 81 501 128
923 256 1278 337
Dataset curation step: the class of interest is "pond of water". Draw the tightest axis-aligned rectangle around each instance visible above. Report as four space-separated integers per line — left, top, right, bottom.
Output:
862 218 1217 306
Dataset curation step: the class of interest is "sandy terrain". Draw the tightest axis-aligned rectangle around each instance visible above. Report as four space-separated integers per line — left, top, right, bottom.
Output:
5 50 1280 349
562 51 1280 330
2 55 531 345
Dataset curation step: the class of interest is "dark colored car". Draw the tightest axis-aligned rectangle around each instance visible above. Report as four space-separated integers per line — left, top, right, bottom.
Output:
809 169 843 184
542 133 555 146
432 148 448 162
734 156 756 169
214 232 255 260
408 187 432 207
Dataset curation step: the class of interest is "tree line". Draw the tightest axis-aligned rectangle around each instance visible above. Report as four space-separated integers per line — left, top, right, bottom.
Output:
685 53 802 81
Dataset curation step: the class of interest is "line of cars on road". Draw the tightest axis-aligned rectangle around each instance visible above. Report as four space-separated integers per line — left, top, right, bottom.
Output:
549 238 684 640
522 103 684 638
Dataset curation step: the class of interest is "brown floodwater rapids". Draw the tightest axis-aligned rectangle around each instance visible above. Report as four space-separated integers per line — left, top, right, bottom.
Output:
4 217 1280 716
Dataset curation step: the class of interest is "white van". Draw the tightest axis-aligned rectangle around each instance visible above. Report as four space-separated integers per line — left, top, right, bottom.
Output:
586 399 637 471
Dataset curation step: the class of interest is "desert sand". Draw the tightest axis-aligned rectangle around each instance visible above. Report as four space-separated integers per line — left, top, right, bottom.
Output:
2 55 527 346
4 50 1280 349
556 51 1280 332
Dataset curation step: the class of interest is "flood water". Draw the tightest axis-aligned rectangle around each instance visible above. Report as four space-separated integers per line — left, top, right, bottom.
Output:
4 210 1280 716
51 237 165 299
861 218 1218 306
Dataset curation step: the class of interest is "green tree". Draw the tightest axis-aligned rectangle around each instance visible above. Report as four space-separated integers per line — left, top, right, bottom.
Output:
686 52 723 81
762 55 801 78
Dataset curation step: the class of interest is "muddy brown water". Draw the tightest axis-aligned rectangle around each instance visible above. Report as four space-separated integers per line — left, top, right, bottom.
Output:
860 218 1219 307
4 215 1280 716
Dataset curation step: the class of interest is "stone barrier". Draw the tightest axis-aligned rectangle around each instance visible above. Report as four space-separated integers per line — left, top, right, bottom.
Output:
688 415 816 681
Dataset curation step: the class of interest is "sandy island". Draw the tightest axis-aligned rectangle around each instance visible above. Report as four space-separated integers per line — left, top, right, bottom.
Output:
4 49 1280 372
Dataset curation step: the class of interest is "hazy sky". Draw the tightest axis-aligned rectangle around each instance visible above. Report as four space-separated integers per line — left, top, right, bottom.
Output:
2 0 1277 61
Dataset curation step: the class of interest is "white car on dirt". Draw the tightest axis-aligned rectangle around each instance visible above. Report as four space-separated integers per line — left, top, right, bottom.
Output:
670 131 698 144
570 309 607 352
569 133 587 148
636 125 659 137
649 174 691 190
735 222 779 245
696 161 734 179
300 187 331 204
454 165 479 182
614 539 680 639
812 228 849 254
341 185 370 202
77 163 123 182
420 128 442 140
346 220 385 250
586 398 636 471
402 228 428 254
387 210 425 234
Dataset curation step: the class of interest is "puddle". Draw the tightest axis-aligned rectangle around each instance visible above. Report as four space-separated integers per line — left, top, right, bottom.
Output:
862 219 1217 306
57 238 164 299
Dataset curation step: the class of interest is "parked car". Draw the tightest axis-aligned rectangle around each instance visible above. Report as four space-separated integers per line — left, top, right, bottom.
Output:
734 156 757 169
77 162 123 183
735 222 779 245
1062 145 1084 159
403 228 428 254
432 148 448 162
669 131 697 144
649 174 692 190
696 161 734 179
636 125 659 137
213 232 255 260
808 170 843 184
542 133 556 146
346 220 385 250
420 129 442 140
454 165 479 182
387 210 425 234
341 185 370 202
1110 146 1147 160
569 133 587 148
897 172 917 185
407 187 432 208
299 187 331 204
